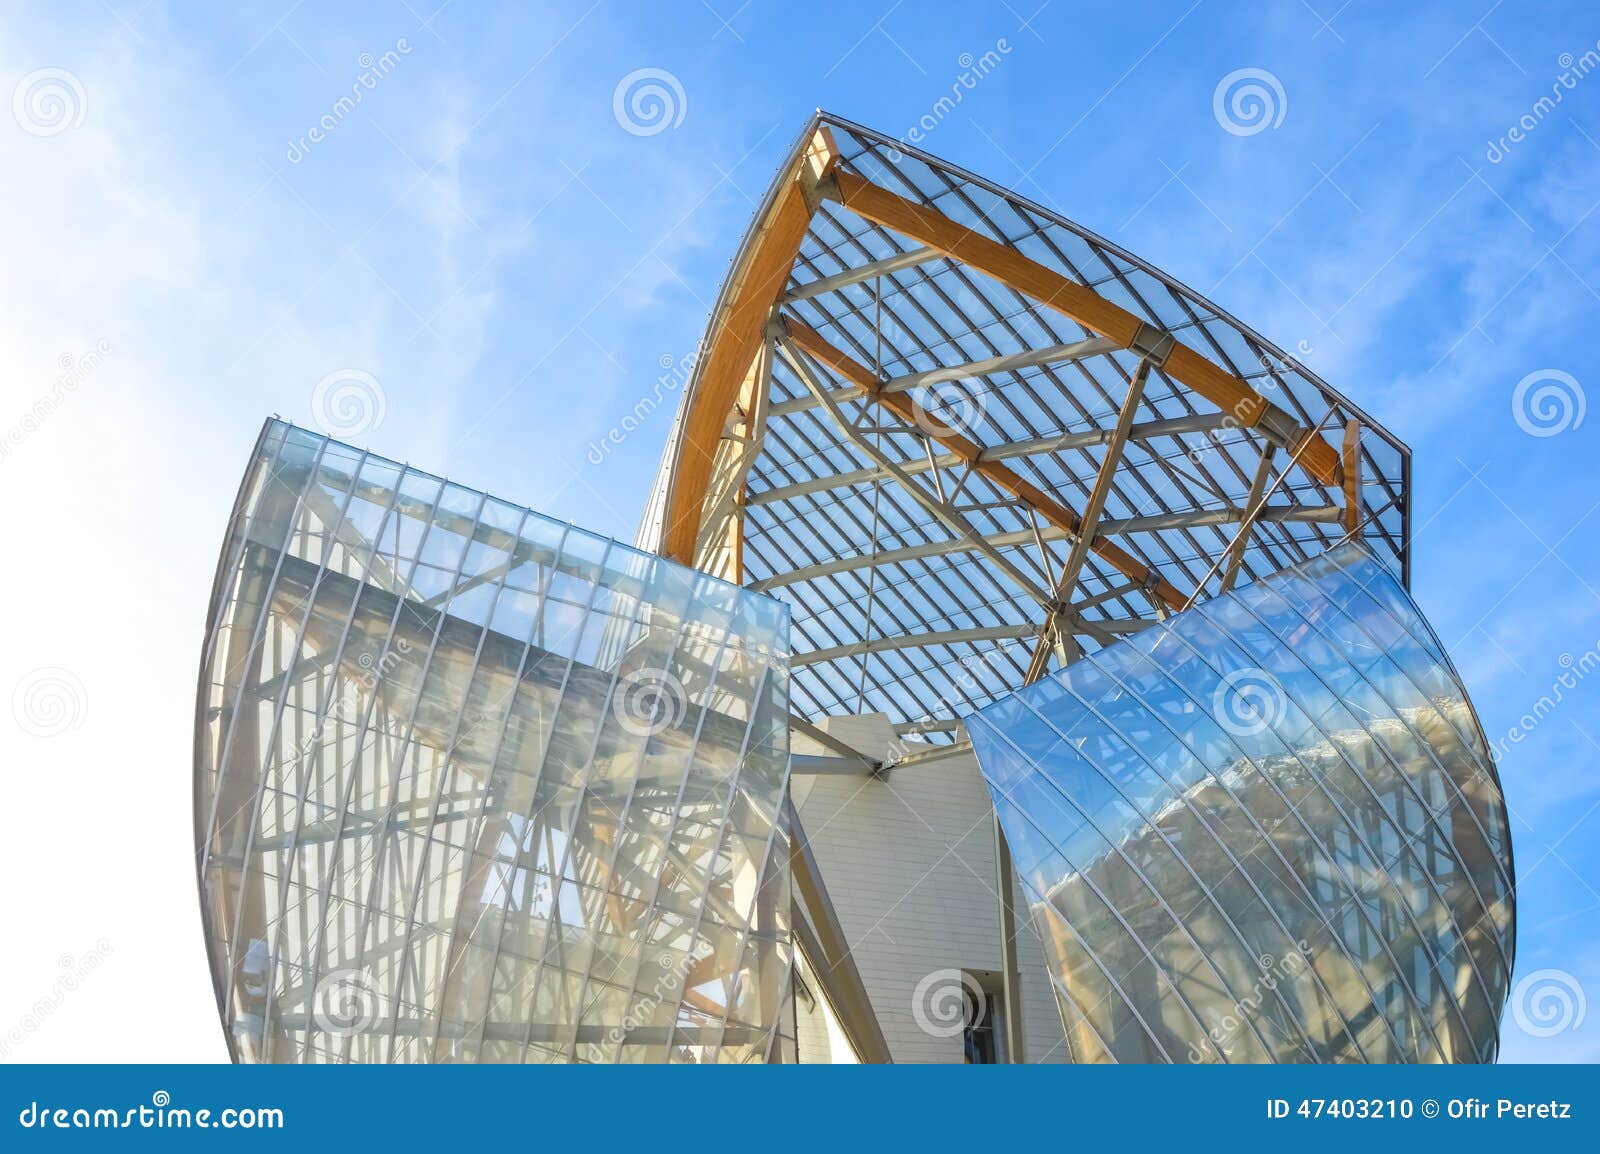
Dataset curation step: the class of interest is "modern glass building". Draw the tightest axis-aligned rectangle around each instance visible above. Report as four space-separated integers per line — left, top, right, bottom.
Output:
196 421 794 1063
197 113 1513 1062
967 543 1512 1063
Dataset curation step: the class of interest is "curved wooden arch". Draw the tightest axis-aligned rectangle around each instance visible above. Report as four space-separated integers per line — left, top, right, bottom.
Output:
652 117 1344 582
657 126 840 565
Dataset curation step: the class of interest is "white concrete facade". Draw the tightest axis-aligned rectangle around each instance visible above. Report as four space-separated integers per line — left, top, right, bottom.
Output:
791 714 1068 1063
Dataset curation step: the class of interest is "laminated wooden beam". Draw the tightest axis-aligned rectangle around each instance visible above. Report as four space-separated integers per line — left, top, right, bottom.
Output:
783 317 1190 611
824 168 1342 488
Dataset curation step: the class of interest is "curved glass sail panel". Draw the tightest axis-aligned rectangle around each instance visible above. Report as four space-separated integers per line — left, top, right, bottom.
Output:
966 543 1514 1063
196 420 794 1064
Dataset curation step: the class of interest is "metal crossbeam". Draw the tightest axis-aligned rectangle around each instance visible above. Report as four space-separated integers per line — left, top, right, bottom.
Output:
783 245 941 301
748 504 1339 593
783 318 1190 610
777 337 1052 606
1221 445 1277 594
793 617 1151 668
1027 361 1152 682
766 335 1117 418
747 411 1229 506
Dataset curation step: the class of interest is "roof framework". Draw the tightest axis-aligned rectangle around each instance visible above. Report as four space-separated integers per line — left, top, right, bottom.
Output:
643 112 1411 740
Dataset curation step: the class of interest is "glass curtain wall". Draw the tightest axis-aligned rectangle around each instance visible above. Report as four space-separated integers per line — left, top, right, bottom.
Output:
196 420 794 1064
967 544 1514 1063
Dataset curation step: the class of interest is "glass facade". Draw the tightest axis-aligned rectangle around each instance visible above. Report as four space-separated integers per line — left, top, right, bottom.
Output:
196 420 794 1063
967 543 1514 1063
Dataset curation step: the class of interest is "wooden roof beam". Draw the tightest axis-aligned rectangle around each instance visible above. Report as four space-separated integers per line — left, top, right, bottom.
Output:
658 126 842 564
820 168 1343 488
782 317 1191 611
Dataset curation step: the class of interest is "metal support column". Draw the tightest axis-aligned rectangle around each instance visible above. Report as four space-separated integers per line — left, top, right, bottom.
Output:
995 813 1026 1063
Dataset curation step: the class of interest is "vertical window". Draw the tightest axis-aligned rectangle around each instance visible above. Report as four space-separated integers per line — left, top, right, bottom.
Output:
963 980 1003 1064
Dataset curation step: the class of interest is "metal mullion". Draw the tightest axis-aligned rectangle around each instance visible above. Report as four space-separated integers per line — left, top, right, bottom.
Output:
745 509 995 724
245 447 384 1056
786 242 943 301
1218 590 1503 1054
445 527 582 1061
769 382 1042 651
668 662 778 1061
739 536 859 723
771 344 1036 598
1221 446 1279 594
764 403 1024 662
413 507 543 1059
506 540 664 1062
779 341 1051 629
748 507 1337 594
603 608 745 1061
351 487 492 1060
1030 363 1153 679
559 585 720 1061
1087 639 1446 1062
791 220 1072 476
320 478 455 1061
210 435 333 1021
973 719 1223 1061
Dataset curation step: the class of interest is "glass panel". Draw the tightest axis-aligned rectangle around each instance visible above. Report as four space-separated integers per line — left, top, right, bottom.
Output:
196 420 793 1064
968 543 1514 1063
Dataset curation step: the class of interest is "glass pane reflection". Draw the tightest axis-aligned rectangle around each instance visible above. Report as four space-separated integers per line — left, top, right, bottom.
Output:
196 420 795 1064
967 543 1514 1063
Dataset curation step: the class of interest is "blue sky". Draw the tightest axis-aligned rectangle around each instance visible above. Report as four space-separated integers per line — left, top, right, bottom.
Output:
0 0 1596 1062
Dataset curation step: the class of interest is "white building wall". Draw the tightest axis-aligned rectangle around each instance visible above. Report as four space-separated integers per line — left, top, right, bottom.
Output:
791 714 1068 1063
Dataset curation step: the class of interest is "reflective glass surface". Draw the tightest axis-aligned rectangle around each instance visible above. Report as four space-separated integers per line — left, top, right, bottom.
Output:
967 543 1514 1063
196 420 794 1063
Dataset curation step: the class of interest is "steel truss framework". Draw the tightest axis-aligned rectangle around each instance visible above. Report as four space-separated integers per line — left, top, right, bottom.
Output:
196 422 798 1064
640 113 1410 740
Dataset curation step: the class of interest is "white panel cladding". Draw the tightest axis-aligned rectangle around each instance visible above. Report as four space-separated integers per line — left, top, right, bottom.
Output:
792 714 1067 1063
